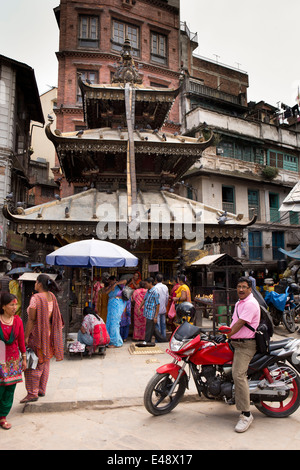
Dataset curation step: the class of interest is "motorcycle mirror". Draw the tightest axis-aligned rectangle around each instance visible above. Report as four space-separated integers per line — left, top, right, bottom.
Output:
218 326 231 333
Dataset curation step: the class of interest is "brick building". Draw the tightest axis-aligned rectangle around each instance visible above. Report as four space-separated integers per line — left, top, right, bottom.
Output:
54 0 180 130
53 0 182 198
4 1 262 281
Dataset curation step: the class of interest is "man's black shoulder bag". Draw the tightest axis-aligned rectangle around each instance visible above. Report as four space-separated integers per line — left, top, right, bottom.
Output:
237 304 274 354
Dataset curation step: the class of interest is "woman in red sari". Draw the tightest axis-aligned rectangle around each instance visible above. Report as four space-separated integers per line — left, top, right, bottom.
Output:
21 274 64 404
131 281 147 340
0 293 26 430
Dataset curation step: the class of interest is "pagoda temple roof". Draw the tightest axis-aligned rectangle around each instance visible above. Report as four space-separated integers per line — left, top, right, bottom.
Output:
45 124 213 185
4 188 255 244
79 77 180 130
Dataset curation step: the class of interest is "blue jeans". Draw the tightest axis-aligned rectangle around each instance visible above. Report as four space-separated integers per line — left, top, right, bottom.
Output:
155 313 166 339
78 330 93 346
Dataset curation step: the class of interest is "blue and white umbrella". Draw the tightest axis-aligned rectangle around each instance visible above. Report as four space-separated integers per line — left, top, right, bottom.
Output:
46 238 138 268
7 267 33 275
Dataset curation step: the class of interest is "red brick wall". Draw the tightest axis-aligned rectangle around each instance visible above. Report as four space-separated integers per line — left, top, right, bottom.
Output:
54 0 182 185
56 0 181 133
191 56 249 97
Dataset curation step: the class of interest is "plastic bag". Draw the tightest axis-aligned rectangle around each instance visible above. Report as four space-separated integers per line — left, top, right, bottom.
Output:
168 301 176 319
121 286 134 301
26 347 39 370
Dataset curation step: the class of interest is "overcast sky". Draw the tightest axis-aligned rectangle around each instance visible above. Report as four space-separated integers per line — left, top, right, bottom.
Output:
0 0 299 107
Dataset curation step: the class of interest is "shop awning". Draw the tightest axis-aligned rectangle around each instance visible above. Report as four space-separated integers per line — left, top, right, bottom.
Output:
18 273 57 281
191 253 242 268
279 245 300 259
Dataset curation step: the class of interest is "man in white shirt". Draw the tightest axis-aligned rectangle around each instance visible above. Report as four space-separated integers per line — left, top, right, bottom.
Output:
154 273 169 340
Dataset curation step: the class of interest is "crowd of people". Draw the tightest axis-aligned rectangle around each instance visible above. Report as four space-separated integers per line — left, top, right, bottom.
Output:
0 268 192 430
87 272 192 349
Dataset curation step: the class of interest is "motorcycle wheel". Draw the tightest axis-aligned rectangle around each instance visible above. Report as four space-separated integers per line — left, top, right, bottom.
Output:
282 309 296 333
254 364 300 418
144 372 187 416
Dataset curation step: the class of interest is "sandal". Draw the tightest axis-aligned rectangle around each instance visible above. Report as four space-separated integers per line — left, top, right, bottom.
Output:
20 396 38 404
0 419 12 430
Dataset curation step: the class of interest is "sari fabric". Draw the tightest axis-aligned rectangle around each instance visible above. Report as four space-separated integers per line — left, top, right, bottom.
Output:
0 316 26 386
106 287 126 347
132 288 147 340
175 284 191 303
167 283 179 313
27 292 64 363
128 272 141 289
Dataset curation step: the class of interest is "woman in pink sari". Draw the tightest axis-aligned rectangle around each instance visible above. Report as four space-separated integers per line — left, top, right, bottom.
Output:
132 281 147 341
21 274 64 403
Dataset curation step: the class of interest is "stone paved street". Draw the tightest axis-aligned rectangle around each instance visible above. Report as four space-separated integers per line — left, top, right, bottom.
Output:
1 400 300 451
2 320 300 451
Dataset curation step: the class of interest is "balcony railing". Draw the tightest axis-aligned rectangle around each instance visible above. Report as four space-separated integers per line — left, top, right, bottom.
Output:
180 21 198 44
189 80 241 106
222 202 235 213
270 208 280 223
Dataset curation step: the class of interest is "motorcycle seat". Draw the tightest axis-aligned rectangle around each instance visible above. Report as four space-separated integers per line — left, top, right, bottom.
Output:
174 321 202 341
269 339 291 352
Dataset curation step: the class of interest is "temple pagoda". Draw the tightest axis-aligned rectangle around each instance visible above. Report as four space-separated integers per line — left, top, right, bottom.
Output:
4 41 255 276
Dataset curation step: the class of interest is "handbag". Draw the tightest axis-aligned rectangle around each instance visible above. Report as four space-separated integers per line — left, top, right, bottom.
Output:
121 286 134 301
26 347 39 370
93 323 110 347
167 301 176 319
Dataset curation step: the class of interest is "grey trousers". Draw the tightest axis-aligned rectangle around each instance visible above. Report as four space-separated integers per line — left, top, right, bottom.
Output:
231 340 257 412
145 318 166 343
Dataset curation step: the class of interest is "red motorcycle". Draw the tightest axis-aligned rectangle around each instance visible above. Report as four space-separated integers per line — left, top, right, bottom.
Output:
144 317 300 418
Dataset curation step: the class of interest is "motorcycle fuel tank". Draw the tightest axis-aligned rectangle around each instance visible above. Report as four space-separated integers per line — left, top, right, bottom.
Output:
191 342 233 365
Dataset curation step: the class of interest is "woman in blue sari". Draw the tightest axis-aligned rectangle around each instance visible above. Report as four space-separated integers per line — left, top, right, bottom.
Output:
105 276 127 348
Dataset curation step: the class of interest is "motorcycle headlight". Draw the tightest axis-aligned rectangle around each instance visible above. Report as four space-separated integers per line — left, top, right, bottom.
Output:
170 336 190 352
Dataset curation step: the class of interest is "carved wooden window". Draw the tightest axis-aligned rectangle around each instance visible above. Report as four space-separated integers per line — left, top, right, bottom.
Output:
78 15 99 48
222 185 235 214
267 149 298 172
151 32 167 65
249 231 263 261
111 20 139 57
248 189 260 220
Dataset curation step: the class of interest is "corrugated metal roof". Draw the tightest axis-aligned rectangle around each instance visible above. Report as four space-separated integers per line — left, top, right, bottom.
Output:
191 254 224 265
280 180 300 212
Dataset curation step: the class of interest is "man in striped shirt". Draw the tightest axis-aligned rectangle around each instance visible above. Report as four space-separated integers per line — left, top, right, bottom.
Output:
138 277 166 343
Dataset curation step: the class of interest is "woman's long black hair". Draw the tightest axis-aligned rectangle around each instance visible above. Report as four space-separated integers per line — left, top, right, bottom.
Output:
83 306 101 321
37 274 59 293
